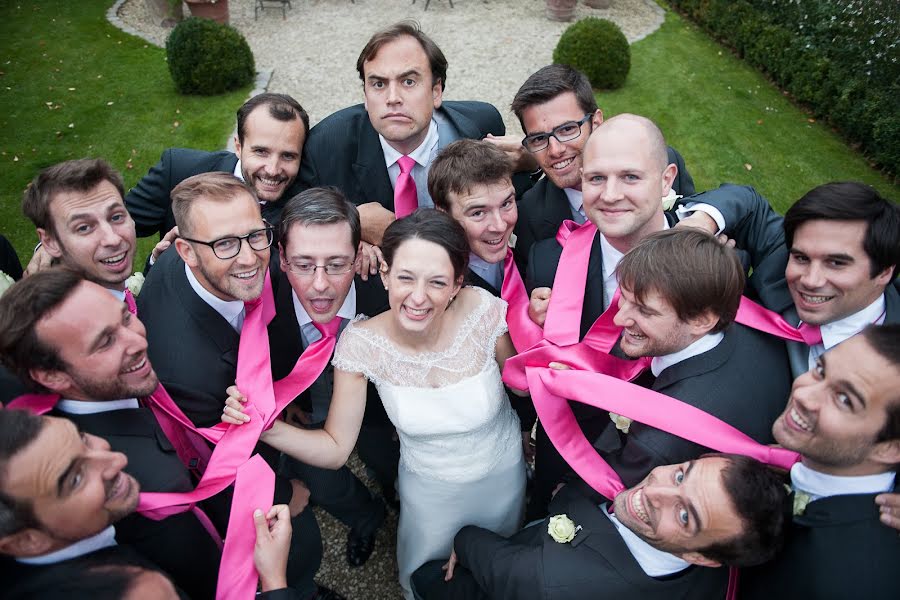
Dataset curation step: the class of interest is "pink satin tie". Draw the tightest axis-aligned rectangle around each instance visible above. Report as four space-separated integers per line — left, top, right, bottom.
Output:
394 155 418 218
124 288 138 315
501 248 544 352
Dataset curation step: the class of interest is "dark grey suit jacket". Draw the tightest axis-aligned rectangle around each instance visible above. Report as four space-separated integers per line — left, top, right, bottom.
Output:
299 102 505 209
125 148 300 239
513 146 695 269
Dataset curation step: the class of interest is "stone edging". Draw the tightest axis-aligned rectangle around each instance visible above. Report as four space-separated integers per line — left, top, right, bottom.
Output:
633 0 665 43
104 1 273 150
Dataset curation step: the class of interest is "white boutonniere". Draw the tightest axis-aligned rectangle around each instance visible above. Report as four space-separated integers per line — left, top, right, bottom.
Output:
0 270 15 299
792 490 812 516
609 412 632 434
125 272 145 296
662 189 682 211
547 514 581 543
508 232 517 249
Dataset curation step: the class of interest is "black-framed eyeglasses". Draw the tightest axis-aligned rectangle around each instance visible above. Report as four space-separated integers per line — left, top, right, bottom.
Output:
521 114 593 153
285 261 355 277
181 224 274 260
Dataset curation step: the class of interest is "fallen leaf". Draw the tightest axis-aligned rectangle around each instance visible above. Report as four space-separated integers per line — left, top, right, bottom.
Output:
13 156 18 161
68 122 74 128
68 87 75 91
807 118 816 123
173 121 180 128
744 163 752 171
756 119 763 125
107 101 114 106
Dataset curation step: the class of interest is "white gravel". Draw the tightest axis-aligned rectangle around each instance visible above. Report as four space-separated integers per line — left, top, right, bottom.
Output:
117 0 664 134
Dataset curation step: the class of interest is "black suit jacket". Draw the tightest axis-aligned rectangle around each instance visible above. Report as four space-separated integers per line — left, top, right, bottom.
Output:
450 484 727 600
54 407 220 599
741 479 900 599
514 146 695 268
299 102 505 209
126 148 299 239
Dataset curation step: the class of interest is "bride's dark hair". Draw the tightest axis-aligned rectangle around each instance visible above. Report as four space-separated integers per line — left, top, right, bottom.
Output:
381 208 470 280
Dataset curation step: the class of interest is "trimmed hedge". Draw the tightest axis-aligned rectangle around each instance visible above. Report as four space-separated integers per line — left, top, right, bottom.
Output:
166 17 255 95
554 18 631 90
668 0 900 179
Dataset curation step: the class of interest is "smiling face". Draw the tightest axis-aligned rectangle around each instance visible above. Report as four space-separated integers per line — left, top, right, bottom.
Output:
280 221 357 324
32 281 158 401
772 335 900 476
39 180 136 291
613 284 712 358
581 118 676 253
1 416 140 554
362 35 443 155
520 92 601 192
381 238 462 337
786 220 893 326
613 457 744 561
234 105 305 203
446 180 517 264
175 191 268 302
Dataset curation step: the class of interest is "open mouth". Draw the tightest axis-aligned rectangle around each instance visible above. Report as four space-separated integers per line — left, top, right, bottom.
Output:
107 472 129 502
121 357 147 375
798 292 835 305
309 298 335 314
232 268 259 281
787 406 813 432
403 305 431 320
551 157 575 171
624 328 646 341
255 175 285 188
630 488 651 525
100 252 128 267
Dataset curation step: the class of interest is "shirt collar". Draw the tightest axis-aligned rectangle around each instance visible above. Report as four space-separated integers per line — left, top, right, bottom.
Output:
599 213 669 284
468 252 503 289
604 504 690 577
651 332 725 377
818 294 886 350
233 159 243 180
56 398 140 415
184 263 245 331
791 462 896 502
291 281 357 329
563 187 583 212
379 119 439 168
17 526 117 566
106 288 125 302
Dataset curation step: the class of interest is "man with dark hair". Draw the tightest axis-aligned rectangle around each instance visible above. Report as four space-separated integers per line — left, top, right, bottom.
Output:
412 454 789 600
126 92 309 239
268 187 390 567
505 64 695 267
299 21 510 247
0 270 221 598
679 181 899 377
740 325 900 598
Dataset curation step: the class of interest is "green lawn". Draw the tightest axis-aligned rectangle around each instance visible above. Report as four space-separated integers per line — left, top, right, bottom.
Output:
598 6 900 213
0 1 250 264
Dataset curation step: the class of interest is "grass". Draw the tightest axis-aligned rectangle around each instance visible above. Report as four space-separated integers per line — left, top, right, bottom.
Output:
0 1 251 264
598 6 900 214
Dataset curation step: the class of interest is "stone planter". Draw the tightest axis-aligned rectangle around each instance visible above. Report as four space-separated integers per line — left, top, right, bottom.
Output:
145 0 183 27
546 0 578 22
583 0 612 8
185 0 229 24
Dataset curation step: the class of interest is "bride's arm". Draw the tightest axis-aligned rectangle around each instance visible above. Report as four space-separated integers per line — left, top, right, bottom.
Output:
495 332 528 397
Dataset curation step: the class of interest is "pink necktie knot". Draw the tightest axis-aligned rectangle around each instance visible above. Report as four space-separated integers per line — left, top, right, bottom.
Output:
797 323 823 346
124 288 138 315
397 155 416 174
314 317 342 339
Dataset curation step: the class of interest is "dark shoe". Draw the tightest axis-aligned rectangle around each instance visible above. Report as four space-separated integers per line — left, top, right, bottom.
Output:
310 585 346 600
346 529 377 567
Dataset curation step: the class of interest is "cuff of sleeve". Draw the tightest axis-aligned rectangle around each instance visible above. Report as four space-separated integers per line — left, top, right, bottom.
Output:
676 203 725 234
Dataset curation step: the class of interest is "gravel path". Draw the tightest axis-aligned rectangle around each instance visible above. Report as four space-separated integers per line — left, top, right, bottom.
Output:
112 2 665 598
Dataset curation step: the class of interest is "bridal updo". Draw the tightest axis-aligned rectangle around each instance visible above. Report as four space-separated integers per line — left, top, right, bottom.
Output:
381 208 470 281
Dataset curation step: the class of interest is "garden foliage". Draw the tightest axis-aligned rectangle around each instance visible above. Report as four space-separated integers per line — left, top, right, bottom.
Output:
553 18 631 90
166 17 255 95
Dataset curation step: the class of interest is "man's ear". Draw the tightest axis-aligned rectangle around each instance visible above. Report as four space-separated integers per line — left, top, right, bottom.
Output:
873 265 895 289
37 229 62 259
174 237 198 268
687 309 719 337
432 80 444 110
870 439 900 468
29 368 74 396
590 109 604 128
233 134 242 157
678 551 722 569
660 163 678 197
0 529 56 558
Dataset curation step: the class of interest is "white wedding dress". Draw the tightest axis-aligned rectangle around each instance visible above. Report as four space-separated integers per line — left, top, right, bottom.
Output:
332 287 526 599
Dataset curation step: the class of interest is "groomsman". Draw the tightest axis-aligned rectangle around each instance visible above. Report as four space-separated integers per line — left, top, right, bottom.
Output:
412 454 789 600
678 181 899 376
0 270 220 598
740 325 900 599
506 65 694 268
269 188 390 567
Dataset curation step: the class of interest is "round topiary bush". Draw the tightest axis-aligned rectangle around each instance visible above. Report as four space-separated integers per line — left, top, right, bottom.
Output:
553 18 630 90
166 17 255 95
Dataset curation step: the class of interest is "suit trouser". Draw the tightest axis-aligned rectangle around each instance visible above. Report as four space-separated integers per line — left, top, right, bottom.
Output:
356 422 401 502
411 561 488 600
286 507 324 599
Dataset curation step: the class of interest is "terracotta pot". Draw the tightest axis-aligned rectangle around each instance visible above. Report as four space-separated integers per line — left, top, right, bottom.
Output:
186 0 229 24
546 0 578 22
583 0 611 8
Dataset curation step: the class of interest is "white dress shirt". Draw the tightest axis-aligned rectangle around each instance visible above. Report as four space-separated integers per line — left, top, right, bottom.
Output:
380 119 440 209
563 188 587 224
791 462 895 502
468 253 503 291
17 526 117 565
599 214 670 310
56 398 140 415
604 504 690 577
651 332 725 377
185 264 245 333
807 294 886 369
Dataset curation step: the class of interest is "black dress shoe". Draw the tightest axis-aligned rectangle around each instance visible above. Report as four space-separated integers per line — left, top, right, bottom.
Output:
310 584 346 600
346 529 377 567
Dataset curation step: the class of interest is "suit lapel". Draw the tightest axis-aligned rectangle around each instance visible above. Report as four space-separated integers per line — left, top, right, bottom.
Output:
466 267 500 297
268 266 304 379
540 182 574 241
884 281 900 324
439 103 480 141
353 117 395 208
653 326 736 390
581 234 607 338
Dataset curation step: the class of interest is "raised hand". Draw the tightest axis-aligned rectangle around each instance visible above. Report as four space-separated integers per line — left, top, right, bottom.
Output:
221 384 250 425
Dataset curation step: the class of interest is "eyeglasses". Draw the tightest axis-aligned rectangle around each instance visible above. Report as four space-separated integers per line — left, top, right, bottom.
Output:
181 224 274 260
285 261 355 277
521 114 593 153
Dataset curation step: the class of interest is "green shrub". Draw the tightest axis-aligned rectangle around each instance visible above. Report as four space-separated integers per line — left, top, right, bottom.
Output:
166 17 255 95
553 18 631 90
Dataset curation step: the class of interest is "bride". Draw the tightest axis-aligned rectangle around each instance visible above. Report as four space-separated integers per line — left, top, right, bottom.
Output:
223 209 526 598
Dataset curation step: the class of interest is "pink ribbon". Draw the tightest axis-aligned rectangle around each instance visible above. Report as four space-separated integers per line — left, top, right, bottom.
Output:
124 288 138 315
394 155 418 218
501 248 544 352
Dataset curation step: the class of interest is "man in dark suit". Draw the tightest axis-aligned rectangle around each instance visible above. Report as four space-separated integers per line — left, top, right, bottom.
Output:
412 454 789 600
678 181 900 377
299 22 508 247
126 93 309 240
0 269 220 598
268 188 391 568
137 173 339 600
741 325 900 598
506 65 695 269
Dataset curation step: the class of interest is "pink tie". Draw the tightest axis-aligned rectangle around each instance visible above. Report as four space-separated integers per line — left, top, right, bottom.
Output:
394 155 418 218
501 248 544 352
124 288 138 315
